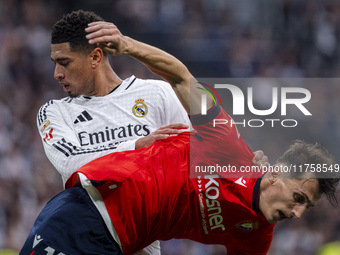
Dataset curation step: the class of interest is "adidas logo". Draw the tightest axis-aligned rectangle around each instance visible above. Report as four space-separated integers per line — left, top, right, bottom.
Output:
74 110 93 124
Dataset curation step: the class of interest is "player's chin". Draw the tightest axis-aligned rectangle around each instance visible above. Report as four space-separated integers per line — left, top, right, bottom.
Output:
266 217 278 224
270 210 288 223
67 91 79 98
265 212 280 224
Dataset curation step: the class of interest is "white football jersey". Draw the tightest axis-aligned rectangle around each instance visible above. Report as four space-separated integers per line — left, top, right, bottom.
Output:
37 76 190 185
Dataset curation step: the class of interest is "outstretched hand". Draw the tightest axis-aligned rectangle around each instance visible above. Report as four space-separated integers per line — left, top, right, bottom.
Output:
135 123 189 149
85 21 128 55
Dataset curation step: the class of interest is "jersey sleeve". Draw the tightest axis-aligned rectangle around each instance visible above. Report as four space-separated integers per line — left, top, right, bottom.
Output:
153 80 190 126
37 101 138 186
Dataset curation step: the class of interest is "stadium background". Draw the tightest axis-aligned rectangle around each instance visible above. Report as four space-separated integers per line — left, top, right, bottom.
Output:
0 0 339 254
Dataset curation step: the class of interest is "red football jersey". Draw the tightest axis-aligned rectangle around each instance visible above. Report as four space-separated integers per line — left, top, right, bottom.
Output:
67 106 275 255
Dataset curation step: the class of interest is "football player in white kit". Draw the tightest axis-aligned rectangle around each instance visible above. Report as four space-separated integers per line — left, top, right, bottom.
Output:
37 10 190 255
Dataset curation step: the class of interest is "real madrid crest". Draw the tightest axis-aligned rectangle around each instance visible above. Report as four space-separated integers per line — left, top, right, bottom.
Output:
132 98 148 117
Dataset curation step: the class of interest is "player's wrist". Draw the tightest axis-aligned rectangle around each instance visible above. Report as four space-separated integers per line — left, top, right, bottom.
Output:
135 137 143 149
121 36 137 56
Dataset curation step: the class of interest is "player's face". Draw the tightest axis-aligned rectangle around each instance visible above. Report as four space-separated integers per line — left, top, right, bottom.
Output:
259 177 321 224
51 43 94 97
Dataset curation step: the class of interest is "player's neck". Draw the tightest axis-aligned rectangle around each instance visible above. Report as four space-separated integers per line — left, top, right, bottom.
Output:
92 66 122 97
258 172 271 212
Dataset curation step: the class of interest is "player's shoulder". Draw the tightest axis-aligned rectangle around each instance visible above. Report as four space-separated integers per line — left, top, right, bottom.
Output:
37 97 74 112
128 76 172 92
144 78 172 91
138 78 169 86
37 97 73 125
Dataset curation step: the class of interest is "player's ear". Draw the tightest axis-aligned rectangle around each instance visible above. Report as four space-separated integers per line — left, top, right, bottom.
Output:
268 165 282 185
89 47 103 68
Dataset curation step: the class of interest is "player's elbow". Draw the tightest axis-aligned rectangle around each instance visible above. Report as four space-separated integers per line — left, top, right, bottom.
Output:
50 157 80 184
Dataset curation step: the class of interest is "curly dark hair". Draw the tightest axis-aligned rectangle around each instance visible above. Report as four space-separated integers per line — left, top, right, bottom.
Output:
277 140 340 207
51 10 104 54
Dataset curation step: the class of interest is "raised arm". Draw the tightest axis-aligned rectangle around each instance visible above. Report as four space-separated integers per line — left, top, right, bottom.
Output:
85 22 269 167
85 21 213 115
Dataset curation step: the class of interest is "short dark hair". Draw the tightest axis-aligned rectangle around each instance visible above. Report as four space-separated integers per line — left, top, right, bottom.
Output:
277 140 340 206
51 10 104 54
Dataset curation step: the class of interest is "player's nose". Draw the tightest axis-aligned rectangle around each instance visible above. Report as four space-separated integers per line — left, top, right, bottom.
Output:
54 65 65 81
291 204 307 219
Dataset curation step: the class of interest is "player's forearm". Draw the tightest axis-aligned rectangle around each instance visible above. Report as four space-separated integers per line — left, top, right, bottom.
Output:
123 38 217 114
123 36 192 112
123 36 190 85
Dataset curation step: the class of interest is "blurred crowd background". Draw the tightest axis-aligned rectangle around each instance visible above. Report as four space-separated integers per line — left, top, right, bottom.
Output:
0 0 340 254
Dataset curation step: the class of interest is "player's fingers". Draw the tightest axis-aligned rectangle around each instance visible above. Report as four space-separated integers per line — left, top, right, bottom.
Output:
158 123 189 130
262 156 269 163
88 35 118 45
150 124 188 134
256 156 269 165
86 28 110 38
86 28 117 40
86 25 117 36
261 161 270 168
86 21 116 31
252 150 264 163
97 44 118 55
143 134 169 147
85 22 120 39
170 123 189 129
135 134 170 149
86 24 119 42
153 134 170 140
153 127 188 135
152 129 180 135
88 21 114 27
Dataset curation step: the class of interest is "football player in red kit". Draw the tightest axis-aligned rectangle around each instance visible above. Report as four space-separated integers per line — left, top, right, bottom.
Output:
65 105 273 254
20 20 339 255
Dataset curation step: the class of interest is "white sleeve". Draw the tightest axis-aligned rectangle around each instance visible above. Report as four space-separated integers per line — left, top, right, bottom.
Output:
37 101 137 186
155 81 190 126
